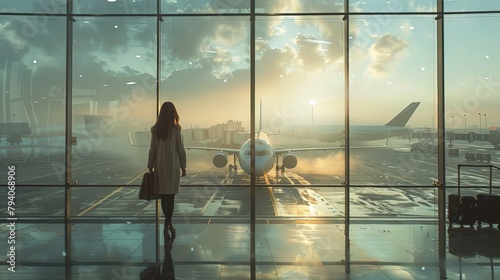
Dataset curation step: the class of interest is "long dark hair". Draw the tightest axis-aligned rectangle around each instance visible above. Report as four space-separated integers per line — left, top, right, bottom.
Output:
153 102 180 140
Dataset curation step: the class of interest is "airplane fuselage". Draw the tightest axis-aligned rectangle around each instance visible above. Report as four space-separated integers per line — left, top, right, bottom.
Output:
238 132 276 176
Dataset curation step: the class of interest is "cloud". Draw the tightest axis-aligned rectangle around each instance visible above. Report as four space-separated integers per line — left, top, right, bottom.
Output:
366 33 408 78
293 34 328 71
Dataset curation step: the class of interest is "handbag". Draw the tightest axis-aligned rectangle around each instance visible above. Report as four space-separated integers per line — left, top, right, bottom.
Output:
139 172 160 200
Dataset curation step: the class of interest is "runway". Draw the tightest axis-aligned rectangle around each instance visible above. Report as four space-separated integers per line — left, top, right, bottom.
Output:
1 138 500 219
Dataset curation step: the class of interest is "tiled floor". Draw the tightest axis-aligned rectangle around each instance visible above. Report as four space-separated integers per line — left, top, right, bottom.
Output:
1 220 500 279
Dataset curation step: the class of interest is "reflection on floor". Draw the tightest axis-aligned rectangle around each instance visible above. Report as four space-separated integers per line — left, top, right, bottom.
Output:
1 220 500 279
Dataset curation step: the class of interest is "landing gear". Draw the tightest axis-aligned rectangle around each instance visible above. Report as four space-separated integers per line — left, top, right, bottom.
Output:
275 155 285 173
229 155 239 172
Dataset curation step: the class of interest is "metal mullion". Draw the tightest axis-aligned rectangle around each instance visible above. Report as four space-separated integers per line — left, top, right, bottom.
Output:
155 0 162 263
436 0 447 278
343 1 350 275
64 0 74 278
250 1 256 279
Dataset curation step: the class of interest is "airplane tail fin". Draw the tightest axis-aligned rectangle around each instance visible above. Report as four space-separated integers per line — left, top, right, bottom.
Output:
384 102 420 127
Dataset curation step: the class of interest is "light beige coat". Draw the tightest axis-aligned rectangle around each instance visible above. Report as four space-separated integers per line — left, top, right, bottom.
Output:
147 125 186 194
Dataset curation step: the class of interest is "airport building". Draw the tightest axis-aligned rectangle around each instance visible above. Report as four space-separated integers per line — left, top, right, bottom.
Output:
2 1 500 279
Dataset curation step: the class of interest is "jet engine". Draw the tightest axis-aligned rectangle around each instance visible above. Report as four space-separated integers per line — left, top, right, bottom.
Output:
213 153 228 168
282 153 297 169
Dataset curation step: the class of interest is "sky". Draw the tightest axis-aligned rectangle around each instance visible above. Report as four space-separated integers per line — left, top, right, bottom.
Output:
1 0 500 135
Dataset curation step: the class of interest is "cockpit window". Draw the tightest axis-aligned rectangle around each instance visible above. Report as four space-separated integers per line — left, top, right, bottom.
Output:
243 150 270 156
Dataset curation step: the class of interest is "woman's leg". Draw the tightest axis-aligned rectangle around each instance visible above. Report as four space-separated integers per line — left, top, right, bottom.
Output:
160 194 176 251
160 194 176 227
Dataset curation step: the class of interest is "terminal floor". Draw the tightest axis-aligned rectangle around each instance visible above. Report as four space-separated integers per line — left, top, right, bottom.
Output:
1 220 500 280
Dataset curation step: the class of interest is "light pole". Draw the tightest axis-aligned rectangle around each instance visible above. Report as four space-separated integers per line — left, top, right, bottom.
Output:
484 114 487 132
309 99 316 125
464 114 467 133
478 113 482 133
450 115 455 147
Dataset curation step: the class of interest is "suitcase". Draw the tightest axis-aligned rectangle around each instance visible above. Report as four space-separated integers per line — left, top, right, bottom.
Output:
448 194 477 228
459 195 477 228
492 195 500 227
476 193 500 228
447 194 476 228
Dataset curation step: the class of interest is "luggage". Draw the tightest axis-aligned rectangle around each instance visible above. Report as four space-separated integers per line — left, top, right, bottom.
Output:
459 195 477 227
476 193 500 228
447 194 476 228
453 164 500 228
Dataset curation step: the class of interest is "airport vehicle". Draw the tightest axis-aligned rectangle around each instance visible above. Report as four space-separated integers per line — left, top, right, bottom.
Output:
281 102 420 144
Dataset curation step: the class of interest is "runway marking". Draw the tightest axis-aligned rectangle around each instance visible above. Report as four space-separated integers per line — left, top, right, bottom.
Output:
200 190 218 216
76 172 144 216
264 174 280 216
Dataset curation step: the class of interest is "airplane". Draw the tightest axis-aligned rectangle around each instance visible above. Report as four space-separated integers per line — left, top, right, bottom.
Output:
280 102 421 144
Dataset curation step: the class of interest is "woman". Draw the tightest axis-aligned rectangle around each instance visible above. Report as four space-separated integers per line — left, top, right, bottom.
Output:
148 101 187 252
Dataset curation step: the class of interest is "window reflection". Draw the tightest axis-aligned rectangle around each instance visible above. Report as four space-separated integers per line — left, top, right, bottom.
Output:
444 15 500 187
74 0 156 14
72 17 157 185
0 17 66 185
349 15 436 186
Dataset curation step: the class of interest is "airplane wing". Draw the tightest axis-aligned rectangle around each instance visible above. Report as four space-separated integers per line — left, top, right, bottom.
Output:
185 146 240 155
274 145 386 155
274 147 342 155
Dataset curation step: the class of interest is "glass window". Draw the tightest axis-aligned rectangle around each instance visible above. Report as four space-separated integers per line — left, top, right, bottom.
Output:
72 17 157 186
255 0 344 14
349 0 436 13
0 1 66 14
162 0 344 14
444 15 500 187
349 15 436 187
162 0 251 14
161 16 250 186
74 0 157 14
0 16 66 185
444 0 500 12
255 16 346 188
